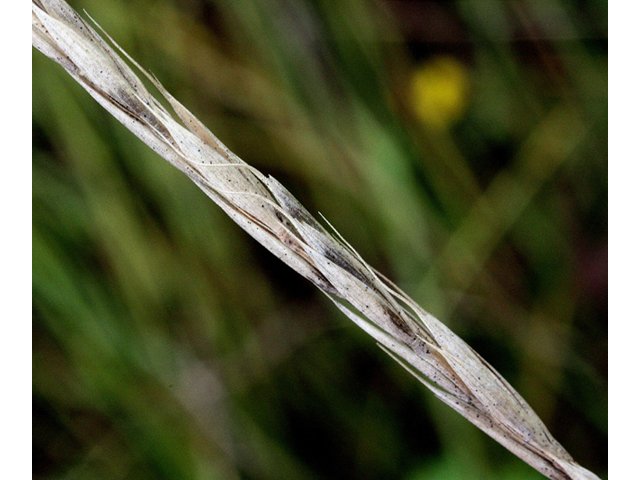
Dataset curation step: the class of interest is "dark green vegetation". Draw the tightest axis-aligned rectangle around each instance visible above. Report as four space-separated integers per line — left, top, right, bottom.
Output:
33 1 607 478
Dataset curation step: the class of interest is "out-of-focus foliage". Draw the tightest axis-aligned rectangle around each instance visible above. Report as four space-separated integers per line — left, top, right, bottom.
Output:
32 0 607 479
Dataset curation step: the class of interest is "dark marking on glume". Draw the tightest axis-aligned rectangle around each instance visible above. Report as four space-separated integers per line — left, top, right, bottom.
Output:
320 244 374 289
311 271 339 296
114 88 172 141
381 304 413 338
278 195 322 232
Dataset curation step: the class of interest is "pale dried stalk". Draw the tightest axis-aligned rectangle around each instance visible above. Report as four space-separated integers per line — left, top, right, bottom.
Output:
32 1 600 479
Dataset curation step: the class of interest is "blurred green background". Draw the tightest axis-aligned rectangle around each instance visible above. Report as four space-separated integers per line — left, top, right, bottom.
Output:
32 0 607 479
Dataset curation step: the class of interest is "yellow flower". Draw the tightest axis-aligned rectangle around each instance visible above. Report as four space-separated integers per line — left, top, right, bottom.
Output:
410 56 470 130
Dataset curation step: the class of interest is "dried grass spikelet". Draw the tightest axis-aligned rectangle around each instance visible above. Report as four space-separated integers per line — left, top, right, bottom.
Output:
32 1 600 479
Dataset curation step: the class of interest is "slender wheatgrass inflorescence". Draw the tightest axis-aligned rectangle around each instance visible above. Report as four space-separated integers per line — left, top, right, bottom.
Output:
32 1 600 479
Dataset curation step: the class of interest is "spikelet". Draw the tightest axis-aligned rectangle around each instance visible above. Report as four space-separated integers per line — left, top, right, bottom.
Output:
32 2 600 479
